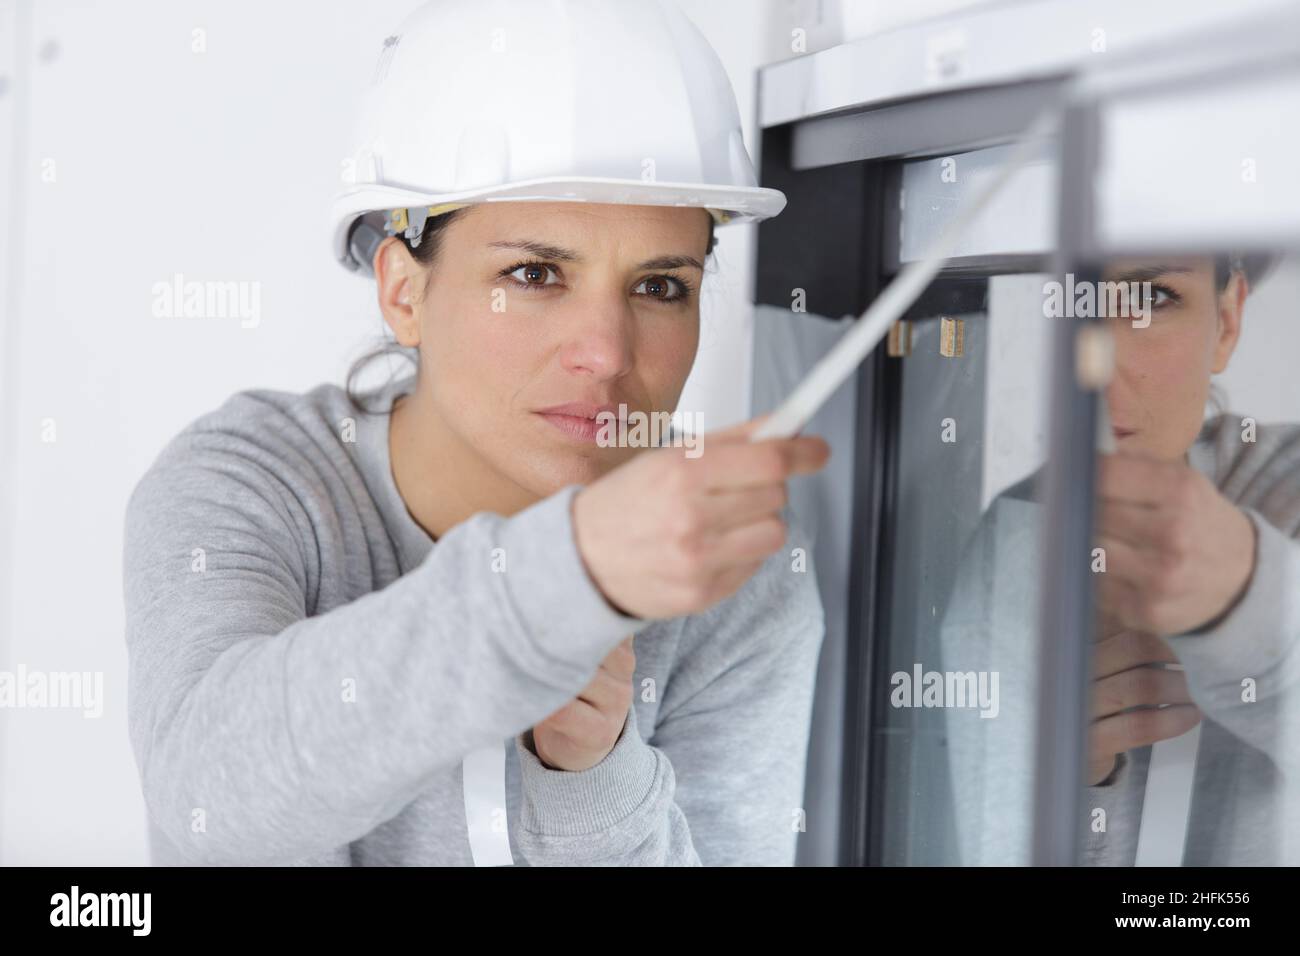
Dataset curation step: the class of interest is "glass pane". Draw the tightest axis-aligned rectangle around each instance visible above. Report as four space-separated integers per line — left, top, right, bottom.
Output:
873 274 1054 865
873 254 1300 866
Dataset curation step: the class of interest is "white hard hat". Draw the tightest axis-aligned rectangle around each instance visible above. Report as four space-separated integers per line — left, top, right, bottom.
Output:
331 0 787 275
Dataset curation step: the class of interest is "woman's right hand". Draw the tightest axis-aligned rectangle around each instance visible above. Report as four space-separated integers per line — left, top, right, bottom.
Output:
1088 628 1203 785
572 418 831 620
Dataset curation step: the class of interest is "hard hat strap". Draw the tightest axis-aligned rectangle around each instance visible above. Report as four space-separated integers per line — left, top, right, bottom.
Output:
383 203 470 249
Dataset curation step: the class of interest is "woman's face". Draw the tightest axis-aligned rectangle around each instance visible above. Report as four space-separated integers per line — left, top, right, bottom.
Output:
384 201 709 497
1102 256 1247 461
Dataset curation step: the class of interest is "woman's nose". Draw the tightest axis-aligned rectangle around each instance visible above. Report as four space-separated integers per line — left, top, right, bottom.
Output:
556 298 636 380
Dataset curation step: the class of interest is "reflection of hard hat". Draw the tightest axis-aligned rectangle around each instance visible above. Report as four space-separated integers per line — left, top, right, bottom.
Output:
331 0 787 276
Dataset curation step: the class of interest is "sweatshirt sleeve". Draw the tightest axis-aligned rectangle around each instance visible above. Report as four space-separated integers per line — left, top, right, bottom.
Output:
1166 507 1300 778
509 521 826 866
123 427 639 865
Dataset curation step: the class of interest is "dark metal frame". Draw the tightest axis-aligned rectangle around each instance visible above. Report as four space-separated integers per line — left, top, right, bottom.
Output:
843 338 896 866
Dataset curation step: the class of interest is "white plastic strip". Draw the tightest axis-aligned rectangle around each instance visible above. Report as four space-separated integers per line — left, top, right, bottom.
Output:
1135 720 1201 866
462 742 514 866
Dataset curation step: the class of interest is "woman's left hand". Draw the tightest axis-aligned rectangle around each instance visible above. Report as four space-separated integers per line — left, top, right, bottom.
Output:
529 637 636 772
1095 453 1257 635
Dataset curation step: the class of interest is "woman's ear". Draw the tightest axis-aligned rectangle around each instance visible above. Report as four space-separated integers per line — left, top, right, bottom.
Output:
375 237 424 347
1211 270 1248 374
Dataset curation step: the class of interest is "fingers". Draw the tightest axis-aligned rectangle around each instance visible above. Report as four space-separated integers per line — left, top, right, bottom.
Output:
1094 571 1146 632
1094 630 1179 679
572 418 828 620
1088 629 1199 774
1089 753 1120 786
1096 608 1129 643
1092 664 1193 720
597 636 637 682
1091 703 1202 757
698 435 830 491
703 516 787 572
569 637 636 712
574 668 630 711
536 636 635 771
706 415 773 445
1095 502 1165 551
704 483 789 534
545 697 614 740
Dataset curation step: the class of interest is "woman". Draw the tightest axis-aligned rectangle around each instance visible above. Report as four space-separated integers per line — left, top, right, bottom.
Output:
939 253 1300 865
122 0 830 866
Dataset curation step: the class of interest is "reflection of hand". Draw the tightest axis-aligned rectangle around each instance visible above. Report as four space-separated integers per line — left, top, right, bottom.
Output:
1088 629 1202 786
1094 454 1257 635
529 637 636 773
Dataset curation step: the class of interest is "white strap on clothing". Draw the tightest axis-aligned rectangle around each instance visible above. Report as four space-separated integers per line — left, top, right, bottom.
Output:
1134 711 1201 866
462 741 514 866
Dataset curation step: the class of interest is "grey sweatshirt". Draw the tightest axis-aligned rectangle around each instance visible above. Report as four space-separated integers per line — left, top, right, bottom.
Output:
122 374 825 866
939 413 1300 865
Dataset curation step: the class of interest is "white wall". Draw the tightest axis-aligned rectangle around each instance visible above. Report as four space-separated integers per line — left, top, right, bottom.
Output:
1217 255 1300 425
0 0 423 866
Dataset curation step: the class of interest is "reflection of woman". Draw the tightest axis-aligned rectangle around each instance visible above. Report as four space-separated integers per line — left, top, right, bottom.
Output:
941 253 1300 865
122 0 829 866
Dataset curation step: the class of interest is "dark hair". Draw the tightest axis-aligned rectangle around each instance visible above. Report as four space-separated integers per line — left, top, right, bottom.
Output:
1214 251 1275 292
1205 251 1277 429
344 207 718 413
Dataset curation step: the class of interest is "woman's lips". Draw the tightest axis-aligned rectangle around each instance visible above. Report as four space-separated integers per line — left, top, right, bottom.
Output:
537 411 604 443
1112 426 1136 439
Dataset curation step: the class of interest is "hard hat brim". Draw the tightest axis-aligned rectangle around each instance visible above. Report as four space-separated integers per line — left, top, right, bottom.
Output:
331 177 787 274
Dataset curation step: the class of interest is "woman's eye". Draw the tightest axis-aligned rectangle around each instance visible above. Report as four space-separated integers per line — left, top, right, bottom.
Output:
1142 284 1178 311
506 263 560 288
1121 284 1176 315
633 275 685 301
